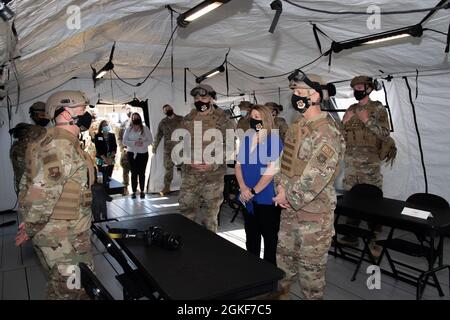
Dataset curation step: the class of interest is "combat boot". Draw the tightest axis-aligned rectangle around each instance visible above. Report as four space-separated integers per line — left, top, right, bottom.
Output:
159 186 171 196
276 284 292 300
258 283 291 300
338 235 360 248
369 230 382 259
369 241 382 259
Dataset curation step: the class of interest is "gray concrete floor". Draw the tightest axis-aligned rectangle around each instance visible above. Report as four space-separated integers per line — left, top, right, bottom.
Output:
1 192 449 300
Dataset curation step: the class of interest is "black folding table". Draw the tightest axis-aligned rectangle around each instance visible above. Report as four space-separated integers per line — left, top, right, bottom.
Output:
98 213 285 300
333 193 450 293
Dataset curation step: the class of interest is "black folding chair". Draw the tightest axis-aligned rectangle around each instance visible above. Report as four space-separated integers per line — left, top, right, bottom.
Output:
333 184 381 281
221 173 244 224
91 224 161 300
79 262 114 300
376 193 450 299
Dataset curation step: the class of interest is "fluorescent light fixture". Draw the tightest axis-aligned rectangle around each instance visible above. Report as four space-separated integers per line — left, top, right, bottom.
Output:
195 65 225 83
91 42 116 87
91 60 114 84
364 34 411 45
331 24 423 53
177 0 232 27
206 70 221 78
185 2 222 22
96 70 108 79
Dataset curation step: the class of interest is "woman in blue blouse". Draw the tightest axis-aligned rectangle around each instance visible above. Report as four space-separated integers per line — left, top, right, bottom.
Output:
235 105 283 266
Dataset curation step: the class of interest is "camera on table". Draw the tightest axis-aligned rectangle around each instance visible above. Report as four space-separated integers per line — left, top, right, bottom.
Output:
143 226 181 250
108 226 182 250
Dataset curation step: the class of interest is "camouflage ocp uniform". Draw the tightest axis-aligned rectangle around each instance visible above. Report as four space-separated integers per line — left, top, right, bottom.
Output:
117 119 131 188
275 112 345 300
342 99 390 190
19 127 96 300
9 124 46 192
153 114 184 190
179 107 235 233
342 100 390 230
274 116 289 142
86 119 101 161
236 115 250 132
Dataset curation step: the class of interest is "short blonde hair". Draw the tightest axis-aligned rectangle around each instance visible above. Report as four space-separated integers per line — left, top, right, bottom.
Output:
250 105 275 133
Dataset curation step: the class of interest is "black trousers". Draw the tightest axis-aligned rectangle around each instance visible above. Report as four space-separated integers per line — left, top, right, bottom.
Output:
243 202 281 266
127 152 149 193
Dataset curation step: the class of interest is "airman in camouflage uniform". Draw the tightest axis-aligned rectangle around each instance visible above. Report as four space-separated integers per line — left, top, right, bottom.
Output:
339 76 390 251
118 109 132 194
273 71 344 300
153 104 183 195
9 123 46 193
236 101 253 132
179 84 235 233
15 90 95 300
86 115 101 160
265 102 289 142
9 102 49 193
29 101 50 127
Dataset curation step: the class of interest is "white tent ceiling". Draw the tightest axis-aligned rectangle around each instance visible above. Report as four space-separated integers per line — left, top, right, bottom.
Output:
0 0 449 210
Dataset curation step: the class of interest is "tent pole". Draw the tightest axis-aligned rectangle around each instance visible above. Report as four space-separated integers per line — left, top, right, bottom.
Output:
419 0 448 25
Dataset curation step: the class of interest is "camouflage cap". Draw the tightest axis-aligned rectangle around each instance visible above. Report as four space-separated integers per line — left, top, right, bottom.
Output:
238 101 253 110
289 70 336 101
190 84 217 99
304 74 325 85
350 76 373 88
29 101 46 113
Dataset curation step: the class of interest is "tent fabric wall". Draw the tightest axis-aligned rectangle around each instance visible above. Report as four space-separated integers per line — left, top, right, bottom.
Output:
0 0 449 211
382 74 450 202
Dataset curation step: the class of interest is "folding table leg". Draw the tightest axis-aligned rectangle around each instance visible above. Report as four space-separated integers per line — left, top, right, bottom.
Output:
431 272 444 297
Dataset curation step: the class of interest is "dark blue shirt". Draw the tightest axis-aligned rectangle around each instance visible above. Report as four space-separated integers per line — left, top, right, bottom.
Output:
237 132 283 207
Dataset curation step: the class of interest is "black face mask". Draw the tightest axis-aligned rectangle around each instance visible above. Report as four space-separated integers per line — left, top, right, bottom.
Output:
35 118 50 127
194 101 210 112
354 89 368 101
165 109 174 117
127 112 132 118
75 112 93 132
291 94 310 113
132 118 142 125
250 118 264 132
